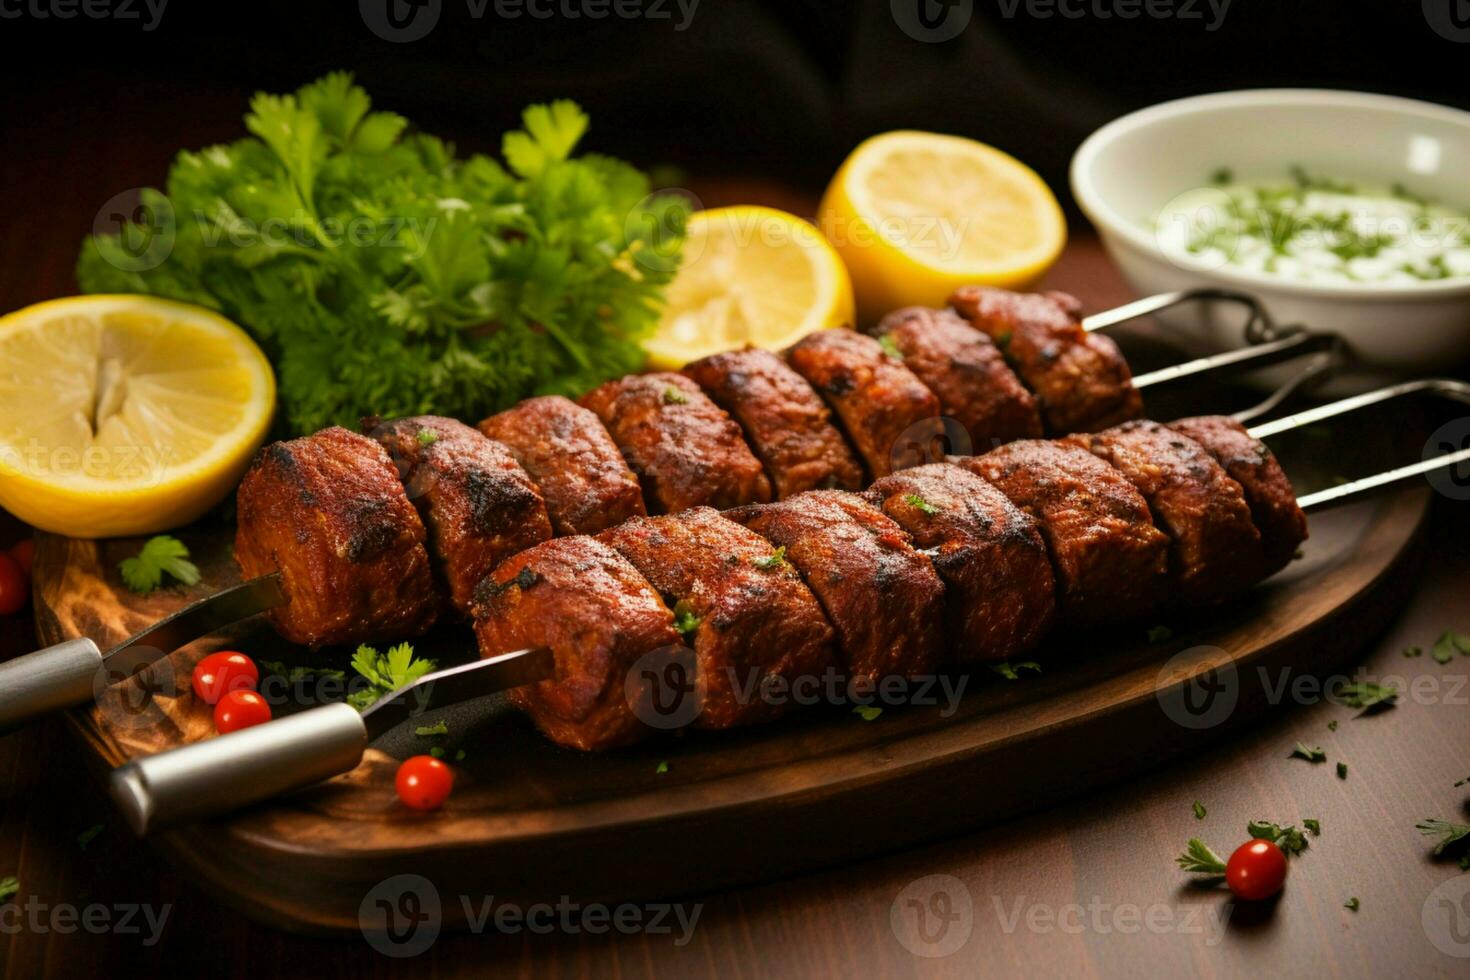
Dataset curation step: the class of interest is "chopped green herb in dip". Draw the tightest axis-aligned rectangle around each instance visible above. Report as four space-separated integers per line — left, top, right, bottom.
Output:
1156 168 1470 285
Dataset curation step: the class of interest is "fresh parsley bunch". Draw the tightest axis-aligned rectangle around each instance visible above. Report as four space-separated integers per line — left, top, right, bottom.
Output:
78 73 688 434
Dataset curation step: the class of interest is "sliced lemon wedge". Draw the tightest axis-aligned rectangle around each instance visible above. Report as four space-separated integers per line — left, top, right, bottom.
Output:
0 295 275 538
819 130 1066 321
644 206 855 368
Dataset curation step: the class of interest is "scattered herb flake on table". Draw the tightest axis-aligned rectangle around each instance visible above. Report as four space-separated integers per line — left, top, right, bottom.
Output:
118 534 200 593
1416 818 1470 856
1344 897 1359 911
990 660 1041 681
1333 681 1398 715
1193 801 1207 820
853 705 883 722
1337 762 1348 780
1291 742 1327 763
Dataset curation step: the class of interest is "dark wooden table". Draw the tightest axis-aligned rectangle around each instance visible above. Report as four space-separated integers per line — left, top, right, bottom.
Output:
2 111 1470 978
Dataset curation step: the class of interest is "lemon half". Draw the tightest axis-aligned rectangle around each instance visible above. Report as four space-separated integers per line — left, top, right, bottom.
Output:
819 130 1066 322
0 295 275 538
645 206 855 368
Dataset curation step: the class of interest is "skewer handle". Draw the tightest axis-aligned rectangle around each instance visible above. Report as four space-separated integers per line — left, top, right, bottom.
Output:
0 638 104 733
109 702 369 836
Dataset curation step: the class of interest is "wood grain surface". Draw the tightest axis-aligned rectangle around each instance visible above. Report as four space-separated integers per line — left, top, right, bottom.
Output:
1 108 1469 974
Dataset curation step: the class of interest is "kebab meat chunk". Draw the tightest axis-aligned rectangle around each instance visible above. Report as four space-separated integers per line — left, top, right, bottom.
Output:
366 415 553 617
865 463 1055 662
728 490 947 684
599 507 837 729
477 395 646 534
684 347 866 497
235 427 441 648
580 372 772 513
787 328 941 478
949 286 1142 434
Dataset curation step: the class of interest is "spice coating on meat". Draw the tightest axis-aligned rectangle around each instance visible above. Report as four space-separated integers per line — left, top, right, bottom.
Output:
599 507 837 729
473 537 682 752
949 286 1142 434
579 373 772 513
727 490 946 683
478 395 646 534
864 464 1055 662
961 441 1169 626
786 328 941 478
235 427 440 648
1068 421 1263 604
684 347 865 497
1169 415 1309 575
866 307 1043 452
367 415 553 617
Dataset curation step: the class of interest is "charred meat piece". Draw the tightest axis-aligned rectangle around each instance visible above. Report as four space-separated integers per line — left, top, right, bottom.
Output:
727 490 946 683
684 347 866 497
961 441 1169 626
1068 421 1262 604
478 395 645 534
235 427 440 648
599 507 836 729
1169 416 1309 575
366 416 553 617
949 286 1142 434
474 537 682 752
580 373 771 514
865 464 1055 662
786 329 941 478
866 307 1043 452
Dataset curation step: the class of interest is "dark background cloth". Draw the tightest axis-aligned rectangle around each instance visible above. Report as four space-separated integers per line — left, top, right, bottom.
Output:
2 0 1464 218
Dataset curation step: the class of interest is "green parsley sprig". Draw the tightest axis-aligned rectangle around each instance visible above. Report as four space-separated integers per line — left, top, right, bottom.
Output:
118 535 200 593
346 642 437 711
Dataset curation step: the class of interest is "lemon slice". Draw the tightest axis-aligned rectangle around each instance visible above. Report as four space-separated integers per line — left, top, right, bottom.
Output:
0 295 275 538
645 206 855 368
819 130 1066 321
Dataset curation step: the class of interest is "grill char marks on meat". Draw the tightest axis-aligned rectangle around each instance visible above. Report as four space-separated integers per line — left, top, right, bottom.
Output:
786 329 941 479
599 507 837 729
949 286 1142 434
580 373 772 514
684 347 866 497
727 490 946 685
478 395 646 534
366 415 553 617
865 306 1043 453
473 536 682 752
960 441 1169 626
1068 420 1263 605
865 463 1055 662
234 427 440 648
1169 415 1309 576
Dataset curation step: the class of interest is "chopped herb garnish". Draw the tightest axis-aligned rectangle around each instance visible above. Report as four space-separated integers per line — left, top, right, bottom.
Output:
752 546 788 571
1455 776 1468 788
1403 646 1422 658
990 660 1041 681
655 760 669 774
118 534 201 593
429 746 445 758
417 429 438 446
1193 801 1207 820
1210 166 1234 186
454 749 466 762
1431 630 1470 664
415 721 448 737
1146 625 1173 643
1175 838 1227 876
1344 897 1359 912
877 334 902 359
1291 742 1327 763
662 385 688 405
77 824 105 850
1337 762 1348 779
1327 720 1338 731
0 877 17 903
347 642 437 711
853 705 883 722
903 493 938 515
1333 681 1398 715
1417 819 1470 856
1248 820 1309 856
672 599 701 638
1303 818 1321 836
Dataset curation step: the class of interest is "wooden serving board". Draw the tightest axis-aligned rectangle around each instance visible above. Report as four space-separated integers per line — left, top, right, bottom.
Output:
31 485 1430 934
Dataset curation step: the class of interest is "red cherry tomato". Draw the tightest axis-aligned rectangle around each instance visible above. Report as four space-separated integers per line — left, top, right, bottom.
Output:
8 538 34 575
0 552 28 617
1226 838 1288 901
395 755 454 811
192 650 260 704
213 690 272 733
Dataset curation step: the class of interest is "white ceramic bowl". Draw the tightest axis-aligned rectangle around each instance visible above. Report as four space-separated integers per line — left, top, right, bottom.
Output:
1071 89 1470 377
